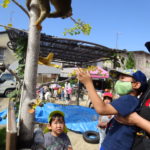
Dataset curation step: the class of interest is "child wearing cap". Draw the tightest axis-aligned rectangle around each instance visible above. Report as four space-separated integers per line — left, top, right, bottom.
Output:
98 92 113 149
77 68 148 150
44 110 72 150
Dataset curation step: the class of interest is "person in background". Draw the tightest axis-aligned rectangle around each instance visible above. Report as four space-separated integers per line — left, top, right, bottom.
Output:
64 82 69 101
61 87 65 101
57 87 62 100
39 87 44 100
44 89 52 102
67 83 72 101
98 92 113 149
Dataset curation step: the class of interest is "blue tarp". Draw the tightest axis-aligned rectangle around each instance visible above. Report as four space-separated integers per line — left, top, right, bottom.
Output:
0 109 7 125
0 103 99 133
35 103 99 133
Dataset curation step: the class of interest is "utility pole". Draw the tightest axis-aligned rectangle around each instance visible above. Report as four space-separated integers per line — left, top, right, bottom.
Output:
115 32 122 49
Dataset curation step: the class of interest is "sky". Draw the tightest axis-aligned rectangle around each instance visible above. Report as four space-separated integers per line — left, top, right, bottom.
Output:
0 0 150 52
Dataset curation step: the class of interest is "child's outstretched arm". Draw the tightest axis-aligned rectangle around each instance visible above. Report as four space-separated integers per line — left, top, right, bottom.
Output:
77 69 118 115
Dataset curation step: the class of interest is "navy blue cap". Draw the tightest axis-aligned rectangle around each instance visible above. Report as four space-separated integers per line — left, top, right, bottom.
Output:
145 42 150 53
132 70 148 92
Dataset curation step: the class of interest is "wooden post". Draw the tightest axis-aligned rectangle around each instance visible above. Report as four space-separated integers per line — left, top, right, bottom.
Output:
6 101 17 150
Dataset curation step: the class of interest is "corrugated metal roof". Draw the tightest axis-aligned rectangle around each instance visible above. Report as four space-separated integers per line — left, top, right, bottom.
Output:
6 29 127 66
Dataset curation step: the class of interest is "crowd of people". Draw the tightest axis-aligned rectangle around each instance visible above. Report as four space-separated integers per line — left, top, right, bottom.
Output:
37 81 73 102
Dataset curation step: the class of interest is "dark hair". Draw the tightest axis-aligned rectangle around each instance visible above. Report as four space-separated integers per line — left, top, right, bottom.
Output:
103 96 113 102
49 113 65 125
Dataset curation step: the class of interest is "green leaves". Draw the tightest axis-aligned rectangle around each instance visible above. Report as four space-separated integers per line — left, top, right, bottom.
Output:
125 52 135 69
63 18 92 36
0 0 10 8
15 37 27 78
112 53 125 68
6 89 21 99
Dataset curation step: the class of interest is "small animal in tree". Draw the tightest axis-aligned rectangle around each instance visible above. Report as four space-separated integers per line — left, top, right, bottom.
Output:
26 0 72 30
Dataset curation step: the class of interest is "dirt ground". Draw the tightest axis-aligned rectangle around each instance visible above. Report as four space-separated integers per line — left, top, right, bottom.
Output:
0 97 99 150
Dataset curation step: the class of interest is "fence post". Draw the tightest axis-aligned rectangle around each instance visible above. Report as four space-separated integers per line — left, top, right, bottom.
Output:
6 101 17 150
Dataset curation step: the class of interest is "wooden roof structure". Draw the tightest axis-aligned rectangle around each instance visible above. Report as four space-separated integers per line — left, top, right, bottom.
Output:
6 29 127 67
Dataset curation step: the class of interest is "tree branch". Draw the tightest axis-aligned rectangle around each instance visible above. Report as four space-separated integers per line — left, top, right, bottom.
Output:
70 16 78 24
0 24 28 33
12 0 29 18
4 64 22 85
70 16 84 28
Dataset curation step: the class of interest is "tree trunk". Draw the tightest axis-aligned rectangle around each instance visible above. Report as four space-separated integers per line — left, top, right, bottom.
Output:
18 0 41 148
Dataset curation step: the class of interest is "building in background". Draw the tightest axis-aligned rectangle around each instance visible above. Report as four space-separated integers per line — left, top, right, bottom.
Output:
0 31 61 82
0 31 16 65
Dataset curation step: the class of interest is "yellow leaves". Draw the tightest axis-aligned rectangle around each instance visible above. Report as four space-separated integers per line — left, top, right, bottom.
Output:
28 109 35 113
28 99 42 114
4 23 12 29
68 70 77 77
81 23 92 35
69 66 98 76
0 0 10 8
63 18 92 36
38 53 61 68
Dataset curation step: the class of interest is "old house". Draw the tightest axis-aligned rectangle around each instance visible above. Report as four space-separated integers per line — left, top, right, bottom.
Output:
0 31 16 65
132 51 150 77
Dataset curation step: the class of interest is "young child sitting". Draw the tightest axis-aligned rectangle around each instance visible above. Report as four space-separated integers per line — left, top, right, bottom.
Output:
44 110 73 150
98 92 113 149
77 69 148 150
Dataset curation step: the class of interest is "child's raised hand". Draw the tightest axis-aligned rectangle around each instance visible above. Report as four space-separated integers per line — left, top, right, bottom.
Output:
76 68 92 86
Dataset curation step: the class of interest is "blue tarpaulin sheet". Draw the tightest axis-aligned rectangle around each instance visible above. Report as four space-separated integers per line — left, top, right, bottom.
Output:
0 109 7 125
35 103 99 133
0 103 99 133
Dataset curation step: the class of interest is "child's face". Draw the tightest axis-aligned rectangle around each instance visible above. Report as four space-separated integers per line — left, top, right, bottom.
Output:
119 74 135 82
48 117 65 136
115 74 140 96
104 99 111 104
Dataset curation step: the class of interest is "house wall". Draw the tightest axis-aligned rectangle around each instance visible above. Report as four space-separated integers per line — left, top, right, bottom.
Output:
0 32 17 64
133 52 150 78
100 51 150 78
37 73 59 83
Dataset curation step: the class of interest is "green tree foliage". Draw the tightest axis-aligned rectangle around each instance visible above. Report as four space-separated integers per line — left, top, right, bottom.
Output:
112 53 125 68
7 37 27 99
15 37 27 78
125 52 135 69
63 18 92 36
